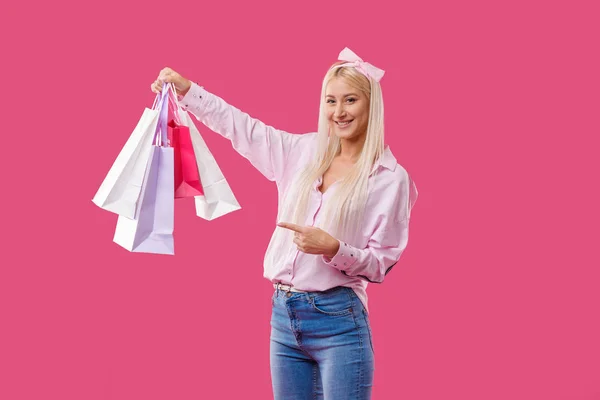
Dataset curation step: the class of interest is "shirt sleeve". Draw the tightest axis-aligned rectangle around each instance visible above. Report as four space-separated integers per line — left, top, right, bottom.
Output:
179 82 308 183
322 173 418 283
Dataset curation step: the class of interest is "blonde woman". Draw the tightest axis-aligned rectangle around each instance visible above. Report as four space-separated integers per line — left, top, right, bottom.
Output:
152 47 418 400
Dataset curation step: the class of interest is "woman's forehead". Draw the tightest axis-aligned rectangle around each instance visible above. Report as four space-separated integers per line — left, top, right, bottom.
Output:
326 78 359 96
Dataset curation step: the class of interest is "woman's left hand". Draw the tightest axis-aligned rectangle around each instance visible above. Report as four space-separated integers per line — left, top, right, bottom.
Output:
277 222 340 258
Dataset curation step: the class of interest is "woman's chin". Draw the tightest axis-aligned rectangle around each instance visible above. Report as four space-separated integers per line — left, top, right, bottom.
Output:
331 128 356 139
335 132 359 141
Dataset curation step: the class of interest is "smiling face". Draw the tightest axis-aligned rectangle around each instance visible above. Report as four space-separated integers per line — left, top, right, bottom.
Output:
325 77 370 141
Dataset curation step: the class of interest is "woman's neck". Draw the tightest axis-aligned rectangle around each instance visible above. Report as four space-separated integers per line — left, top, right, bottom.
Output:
338 135 366 163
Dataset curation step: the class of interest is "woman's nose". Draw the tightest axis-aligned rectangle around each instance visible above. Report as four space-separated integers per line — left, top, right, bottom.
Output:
334 104 346 118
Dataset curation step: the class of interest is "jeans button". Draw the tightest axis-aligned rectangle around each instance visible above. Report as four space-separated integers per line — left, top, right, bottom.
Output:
286 292 292 298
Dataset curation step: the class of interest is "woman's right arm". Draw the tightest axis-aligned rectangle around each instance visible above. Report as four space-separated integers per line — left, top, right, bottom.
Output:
180 82 309 183
152 68 311 184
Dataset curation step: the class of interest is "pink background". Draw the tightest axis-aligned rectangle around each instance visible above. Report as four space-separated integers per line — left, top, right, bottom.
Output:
2 0 599 399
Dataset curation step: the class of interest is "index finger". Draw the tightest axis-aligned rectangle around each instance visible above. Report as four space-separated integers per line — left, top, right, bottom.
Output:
277 222 306 233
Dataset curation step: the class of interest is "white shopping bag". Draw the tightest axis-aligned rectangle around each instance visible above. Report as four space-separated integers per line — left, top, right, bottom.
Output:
175 108 242 220
92 92 166 219
113 146 175 255
113 87 175 255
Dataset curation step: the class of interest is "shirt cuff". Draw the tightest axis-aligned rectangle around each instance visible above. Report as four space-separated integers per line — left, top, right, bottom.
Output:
179 82 208 113
322 240 359 270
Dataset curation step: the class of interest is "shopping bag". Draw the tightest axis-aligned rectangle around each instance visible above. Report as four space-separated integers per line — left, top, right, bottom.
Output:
174 107 242 220
169 119 204 198
92 89 165 219
113 86 175 255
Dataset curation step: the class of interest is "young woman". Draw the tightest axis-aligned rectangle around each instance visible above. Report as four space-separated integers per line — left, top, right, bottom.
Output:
151 47 418 400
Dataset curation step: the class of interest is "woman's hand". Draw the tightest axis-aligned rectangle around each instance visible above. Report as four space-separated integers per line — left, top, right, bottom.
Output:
277 222 340 258
150 67 192 97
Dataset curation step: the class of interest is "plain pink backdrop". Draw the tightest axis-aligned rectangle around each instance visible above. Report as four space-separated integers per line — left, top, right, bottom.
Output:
1 0 599 399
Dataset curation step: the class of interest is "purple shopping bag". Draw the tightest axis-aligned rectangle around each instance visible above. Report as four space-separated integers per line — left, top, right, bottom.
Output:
112 84 175 255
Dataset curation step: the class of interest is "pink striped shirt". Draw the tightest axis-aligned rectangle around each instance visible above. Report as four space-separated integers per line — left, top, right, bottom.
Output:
180 82 418 312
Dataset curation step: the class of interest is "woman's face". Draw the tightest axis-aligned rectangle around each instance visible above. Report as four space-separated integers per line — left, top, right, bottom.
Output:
325 77 369 141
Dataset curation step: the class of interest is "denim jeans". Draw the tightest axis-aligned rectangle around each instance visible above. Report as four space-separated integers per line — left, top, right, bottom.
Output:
270 286 375 399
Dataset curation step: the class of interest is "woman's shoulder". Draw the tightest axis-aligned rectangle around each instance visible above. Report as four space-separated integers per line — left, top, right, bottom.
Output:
279 132 319 179
373 147 411 184
298 131 319 145
368 147 417 203
369 148 418 217
370 170 410 202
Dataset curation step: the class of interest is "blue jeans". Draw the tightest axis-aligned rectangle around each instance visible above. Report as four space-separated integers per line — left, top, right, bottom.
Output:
270 286 375 399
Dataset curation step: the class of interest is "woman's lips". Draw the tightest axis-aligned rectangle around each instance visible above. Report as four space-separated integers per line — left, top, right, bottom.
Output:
335 120 354 128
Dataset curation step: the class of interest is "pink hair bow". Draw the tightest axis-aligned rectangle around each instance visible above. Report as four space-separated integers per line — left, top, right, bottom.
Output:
338 47 385 82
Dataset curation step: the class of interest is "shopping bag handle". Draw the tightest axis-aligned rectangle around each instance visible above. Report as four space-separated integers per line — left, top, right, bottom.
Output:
167 83 184 126
151 83 184 126
151 87 165 110
153 84 170 147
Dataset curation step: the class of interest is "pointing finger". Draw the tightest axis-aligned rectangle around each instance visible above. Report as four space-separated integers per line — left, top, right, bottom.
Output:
277 222 306 233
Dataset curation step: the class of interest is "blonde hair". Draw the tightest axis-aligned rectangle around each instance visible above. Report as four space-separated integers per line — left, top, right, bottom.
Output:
265 62 385 264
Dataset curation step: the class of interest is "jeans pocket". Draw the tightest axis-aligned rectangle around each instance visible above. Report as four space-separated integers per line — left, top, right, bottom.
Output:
309 289 353 316
362 309 375 354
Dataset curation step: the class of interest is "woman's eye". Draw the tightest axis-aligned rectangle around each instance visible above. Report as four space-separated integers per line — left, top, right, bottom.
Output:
347 98 356 103
326 99 335 104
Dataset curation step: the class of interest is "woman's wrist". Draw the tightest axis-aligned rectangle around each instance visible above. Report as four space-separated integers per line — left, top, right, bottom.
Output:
324 239 340 259
178 80 192 97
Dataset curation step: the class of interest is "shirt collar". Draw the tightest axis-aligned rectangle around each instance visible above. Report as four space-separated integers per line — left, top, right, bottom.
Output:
370 145 397 175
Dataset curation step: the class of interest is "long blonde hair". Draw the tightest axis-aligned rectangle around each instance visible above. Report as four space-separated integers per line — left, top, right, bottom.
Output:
265 62 385 263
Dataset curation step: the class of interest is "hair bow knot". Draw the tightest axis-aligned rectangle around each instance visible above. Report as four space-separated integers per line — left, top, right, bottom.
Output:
338 47 385 82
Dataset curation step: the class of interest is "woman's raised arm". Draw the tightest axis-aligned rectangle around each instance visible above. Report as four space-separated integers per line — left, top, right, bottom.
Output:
152 68 312 184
